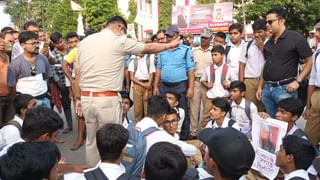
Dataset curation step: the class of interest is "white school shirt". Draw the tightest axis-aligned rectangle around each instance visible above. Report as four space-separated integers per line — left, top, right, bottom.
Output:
135 117 196 156
0 138 24 157
200 63 237 98
284 169 310 180
287 125 308 140
128 54 156 80
225 40 246 80
205 117 241 131
64 161 126 180
309 48 320 87
0 115 23 146
239 40 265 78
230 98 259 136
175 107 185 133
197 167 214 179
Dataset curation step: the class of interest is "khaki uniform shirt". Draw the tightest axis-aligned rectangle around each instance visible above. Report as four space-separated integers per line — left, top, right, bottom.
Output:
77 29 144 91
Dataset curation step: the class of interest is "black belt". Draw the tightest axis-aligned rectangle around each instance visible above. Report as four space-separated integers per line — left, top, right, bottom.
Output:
244 77 260 80
265 77 295 87
139 80 149 83
162 81 186 88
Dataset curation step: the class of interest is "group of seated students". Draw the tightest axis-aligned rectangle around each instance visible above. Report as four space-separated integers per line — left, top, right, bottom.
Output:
1 81 320 180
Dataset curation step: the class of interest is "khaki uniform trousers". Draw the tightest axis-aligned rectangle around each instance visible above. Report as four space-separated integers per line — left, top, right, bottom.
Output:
189 80 211 136
81 94 122 167
305 89 320 147
133 83 151 121
244 78 265 112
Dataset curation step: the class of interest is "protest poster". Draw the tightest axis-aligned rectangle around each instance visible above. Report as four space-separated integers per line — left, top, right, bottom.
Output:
251 117 288 179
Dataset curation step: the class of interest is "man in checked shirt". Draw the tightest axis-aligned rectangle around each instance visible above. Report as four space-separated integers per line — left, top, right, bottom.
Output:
50 32 73 135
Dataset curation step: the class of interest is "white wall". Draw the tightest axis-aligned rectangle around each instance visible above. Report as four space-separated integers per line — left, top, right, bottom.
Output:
0 1 12 30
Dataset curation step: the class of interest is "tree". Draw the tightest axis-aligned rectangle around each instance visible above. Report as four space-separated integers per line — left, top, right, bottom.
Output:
235 0 320 33
128 0 137 23
82 0 121 31
159 0 172 29
45 0 78 36
196 0 216 4
4 0 29 30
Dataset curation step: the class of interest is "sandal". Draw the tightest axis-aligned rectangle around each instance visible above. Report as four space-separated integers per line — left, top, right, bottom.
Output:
70 142 83 151
54 137 65 144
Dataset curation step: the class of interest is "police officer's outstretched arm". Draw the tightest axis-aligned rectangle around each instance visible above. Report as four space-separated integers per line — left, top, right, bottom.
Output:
141 36 180 54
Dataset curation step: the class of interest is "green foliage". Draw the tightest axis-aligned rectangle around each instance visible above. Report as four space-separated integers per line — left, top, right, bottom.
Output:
128 0 137 23
4 0 28 30
83 0 121 31
159 0 172 29
45 0 78 36
235 0 320 32
196 0 216 4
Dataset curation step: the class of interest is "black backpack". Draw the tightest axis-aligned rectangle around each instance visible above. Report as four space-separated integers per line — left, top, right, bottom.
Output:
84 167 139 180
183 168 214 180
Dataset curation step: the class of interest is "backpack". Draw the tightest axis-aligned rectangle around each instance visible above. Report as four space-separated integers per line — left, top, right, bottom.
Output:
183 168 214 180
84 167 139 180
0 120 22 134
209 64 228 83
229 99 252 122
211 119 236 128
121 122 159 177
245 40 254 58
133 54 151 74
225 45 231 60
292 128 308 139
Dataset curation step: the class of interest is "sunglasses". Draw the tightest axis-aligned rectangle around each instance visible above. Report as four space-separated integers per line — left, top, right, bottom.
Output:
30 66 37 76
267 19 279 25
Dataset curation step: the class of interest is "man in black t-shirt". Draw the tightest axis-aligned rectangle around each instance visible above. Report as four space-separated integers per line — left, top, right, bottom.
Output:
256 7 313 118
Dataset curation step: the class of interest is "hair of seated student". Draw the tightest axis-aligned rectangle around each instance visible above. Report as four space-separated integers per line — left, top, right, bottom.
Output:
282 135 317 170
14 94 34 115
22 107 63 141
144 142 187 180
147 96 171 119
211 97 231 114
277 98 304 118
0 141 61 180
96 123 129 162
166 92 181 104
167 108 180 120
211 45 225 54
229 80 246 92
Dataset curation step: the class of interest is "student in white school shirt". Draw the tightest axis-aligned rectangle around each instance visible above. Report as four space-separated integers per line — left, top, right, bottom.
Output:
135 95 196 156
201 45 237 99
64 124 134 180
229 81 259 138
239 19 267 112
225 23 246 80
0 94 37 146
205 97 241 131
276 135 316 180
165 91 185 134
128 53 156 121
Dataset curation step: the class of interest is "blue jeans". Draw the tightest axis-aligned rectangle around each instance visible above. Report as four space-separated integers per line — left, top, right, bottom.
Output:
36 97 51 108
262 84 298 118
159 81 190 140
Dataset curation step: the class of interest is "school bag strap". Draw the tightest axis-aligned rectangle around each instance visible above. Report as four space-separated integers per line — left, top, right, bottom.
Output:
84 167 108 180
133 55 151 74
245 40 254 58
209 64 228 83
0 120 22 135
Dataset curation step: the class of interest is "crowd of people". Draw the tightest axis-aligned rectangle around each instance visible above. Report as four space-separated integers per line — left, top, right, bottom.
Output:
0 6 320 180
